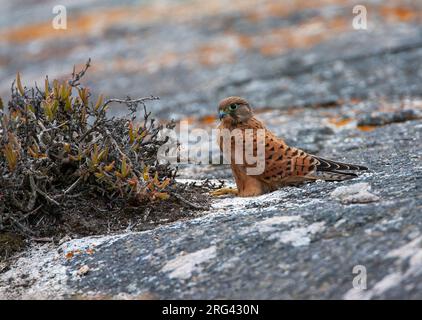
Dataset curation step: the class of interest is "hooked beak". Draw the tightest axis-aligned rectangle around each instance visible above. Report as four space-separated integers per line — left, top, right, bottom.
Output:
219 111 228 120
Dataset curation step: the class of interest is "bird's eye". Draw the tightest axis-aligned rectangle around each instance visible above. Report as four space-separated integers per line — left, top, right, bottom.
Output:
229 103 238 110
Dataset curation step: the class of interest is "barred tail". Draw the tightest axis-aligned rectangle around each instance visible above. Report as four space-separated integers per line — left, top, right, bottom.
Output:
313 156 368 172
306 170 358 181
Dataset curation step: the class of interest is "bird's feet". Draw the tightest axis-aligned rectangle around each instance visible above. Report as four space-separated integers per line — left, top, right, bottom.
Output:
210 187 238 197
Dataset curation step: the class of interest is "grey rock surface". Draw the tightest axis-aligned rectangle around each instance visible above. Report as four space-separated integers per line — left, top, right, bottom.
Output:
1 119 421 299
52 120 422 299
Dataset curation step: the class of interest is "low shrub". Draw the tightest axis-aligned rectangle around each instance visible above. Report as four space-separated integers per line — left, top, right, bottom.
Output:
0 60 212 257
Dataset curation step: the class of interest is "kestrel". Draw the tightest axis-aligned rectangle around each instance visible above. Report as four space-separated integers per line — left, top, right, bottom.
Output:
213 96 368 197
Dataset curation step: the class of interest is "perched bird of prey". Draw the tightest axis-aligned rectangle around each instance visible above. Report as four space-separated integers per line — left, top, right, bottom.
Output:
213 96 368 197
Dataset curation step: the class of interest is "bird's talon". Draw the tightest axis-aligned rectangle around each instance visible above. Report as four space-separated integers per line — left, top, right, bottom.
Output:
210 187 238 197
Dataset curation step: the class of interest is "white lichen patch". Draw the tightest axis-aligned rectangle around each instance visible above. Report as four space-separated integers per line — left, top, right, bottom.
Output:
0 232 135 299
161 246 217 280
0 243 67 299
269 222 326 247
240 215 303 235
61 233 129 256
256 216 303 231
240 213 324 247
331 182 380 204
210 189 288 213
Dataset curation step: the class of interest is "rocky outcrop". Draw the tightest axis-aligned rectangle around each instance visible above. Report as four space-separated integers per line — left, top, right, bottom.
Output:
1 118 421 299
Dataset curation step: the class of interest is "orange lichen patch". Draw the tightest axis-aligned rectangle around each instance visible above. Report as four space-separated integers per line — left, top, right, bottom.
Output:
328 117 353 127
357 125 377 132
5 1 419 46
350 98 362 104
266 17 348 55
0 7 130 43
182 116 195 125
379 6 421 22
0 0 281 44
64 249 84 260
235 34 254 49
245 11 262 23
231 16 349 56
199 115 217 125
278 107 307 116
65 248 96 259
1 21 56 43
259 40 286 56
195 43 235 66
86 248 95 255
106 42 235 74
65 251 74 260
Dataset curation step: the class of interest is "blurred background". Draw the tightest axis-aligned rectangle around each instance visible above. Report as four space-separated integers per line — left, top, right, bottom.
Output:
1 0 422 121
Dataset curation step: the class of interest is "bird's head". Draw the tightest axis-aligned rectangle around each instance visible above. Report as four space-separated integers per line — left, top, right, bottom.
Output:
218 96 253 125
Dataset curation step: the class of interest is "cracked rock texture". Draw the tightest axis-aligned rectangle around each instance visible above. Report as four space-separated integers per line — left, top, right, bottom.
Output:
1 0 422 299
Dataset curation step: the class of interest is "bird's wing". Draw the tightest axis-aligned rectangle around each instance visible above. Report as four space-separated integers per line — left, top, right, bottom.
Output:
256 134 368 184
255 134 318 184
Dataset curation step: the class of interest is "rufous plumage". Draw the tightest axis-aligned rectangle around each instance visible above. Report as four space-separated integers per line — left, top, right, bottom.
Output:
214 96 368 197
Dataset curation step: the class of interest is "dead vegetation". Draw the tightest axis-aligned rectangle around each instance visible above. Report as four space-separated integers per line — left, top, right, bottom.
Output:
0 60 214 261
